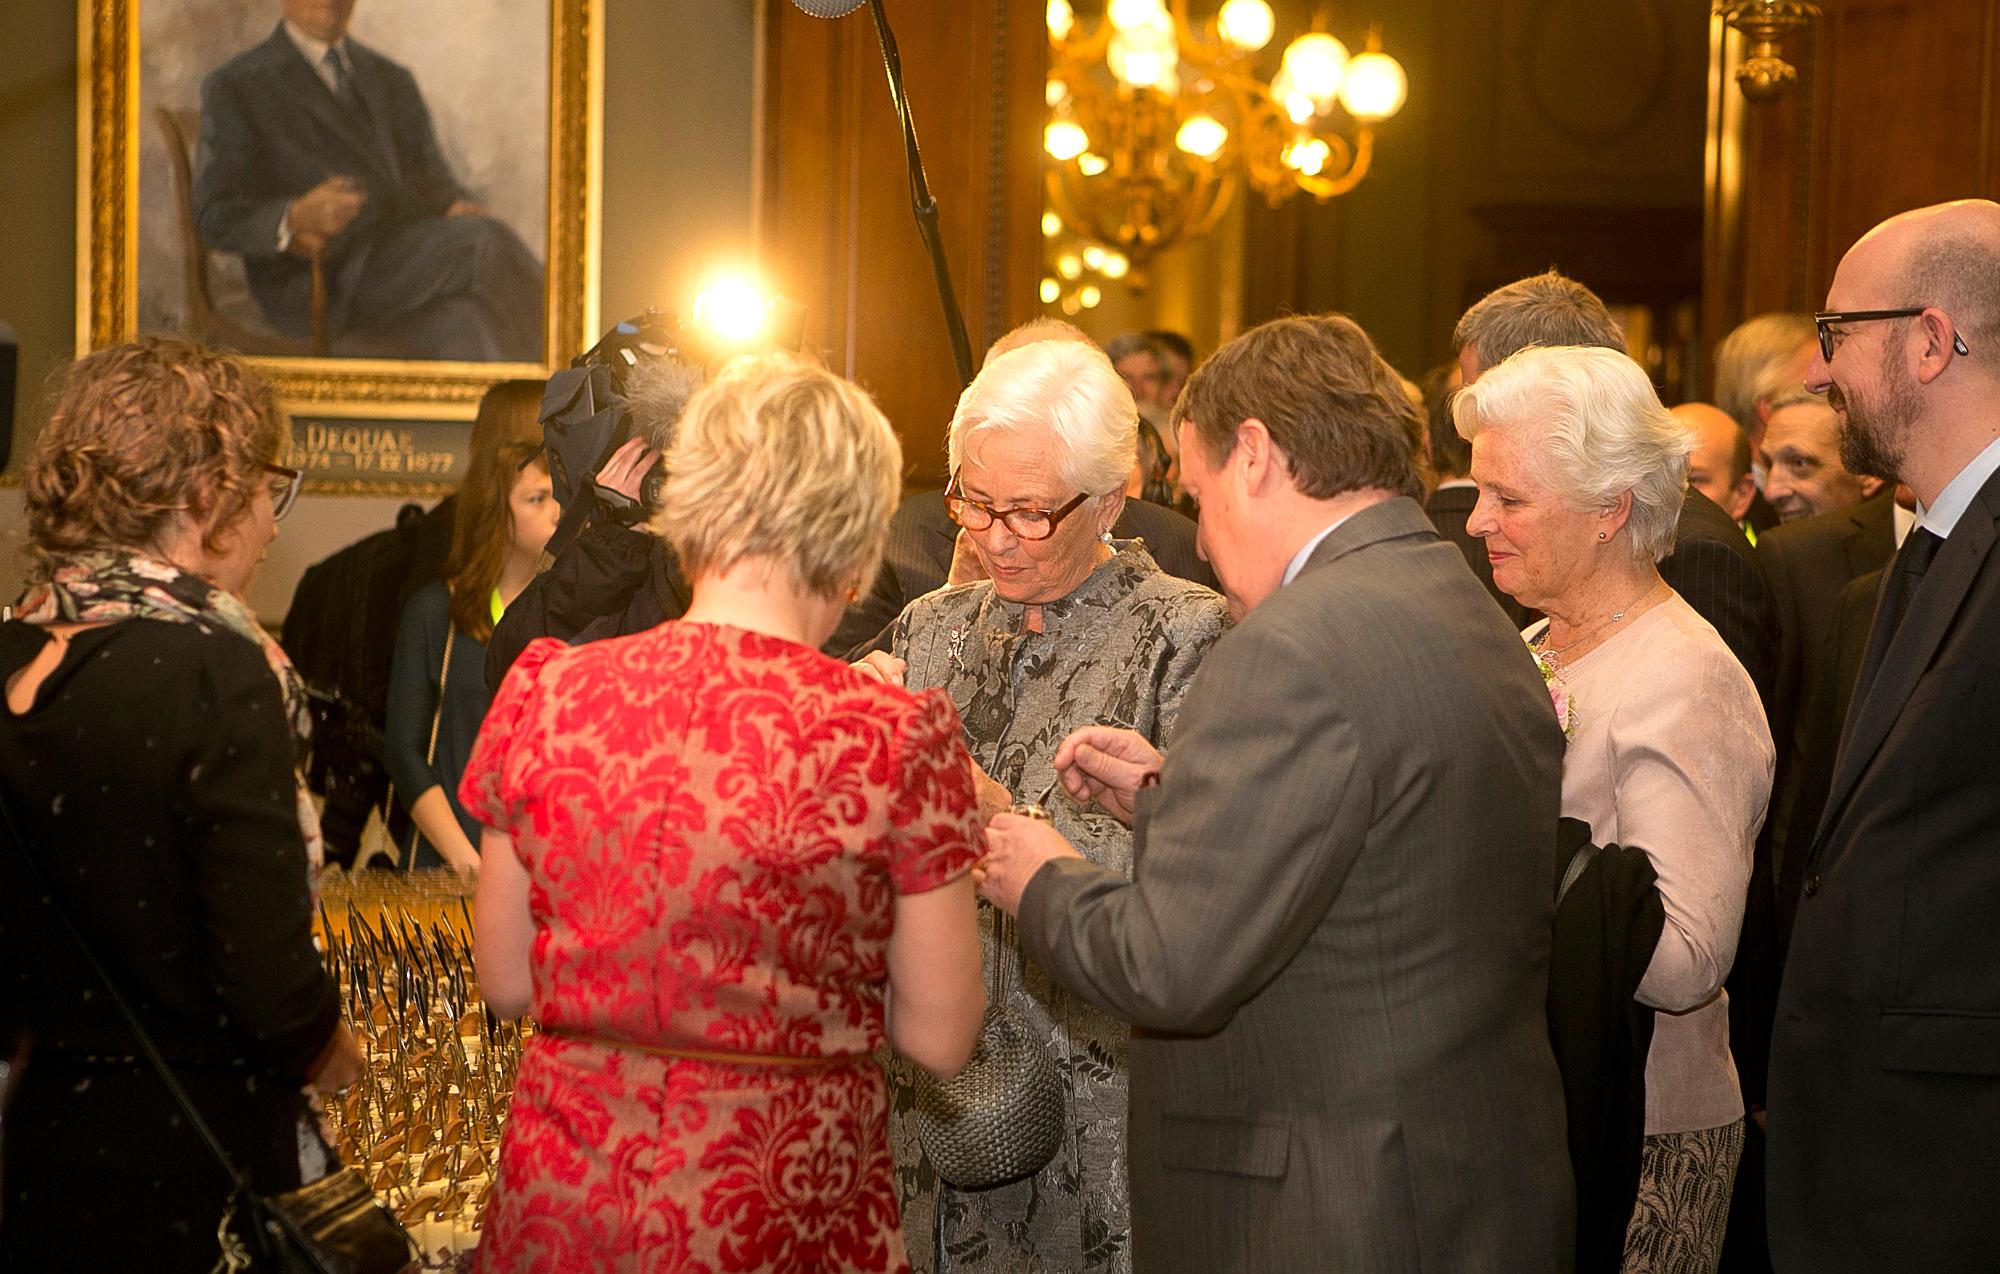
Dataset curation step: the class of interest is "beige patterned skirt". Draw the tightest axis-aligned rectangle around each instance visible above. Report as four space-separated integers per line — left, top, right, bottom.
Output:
1621 1117 1748 1274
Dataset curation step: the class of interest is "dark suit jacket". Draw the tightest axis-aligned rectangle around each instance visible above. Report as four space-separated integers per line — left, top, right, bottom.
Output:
1756 492 1896 881
1767 462 2000 1272
1019 498 1574 1272
1424 481 1534 629
194 26 466 337
1661 487 1778 706
1726 495 1893 1113
827 490 1217 659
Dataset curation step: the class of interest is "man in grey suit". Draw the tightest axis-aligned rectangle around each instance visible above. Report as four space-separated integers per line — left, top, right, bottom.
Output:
978 314 1574 1272
194 0 543 359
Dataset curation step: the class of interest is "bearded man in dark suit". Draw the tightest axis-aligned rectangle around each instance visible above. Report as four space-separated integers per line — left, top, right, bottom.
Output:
1767 199 2000 1273
194 0 543 360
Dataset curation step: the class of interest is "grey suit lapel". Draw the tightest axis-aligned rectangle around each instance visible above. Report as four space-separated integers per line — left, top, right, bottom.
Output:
1817 473 2000 843
1294 496 1436 578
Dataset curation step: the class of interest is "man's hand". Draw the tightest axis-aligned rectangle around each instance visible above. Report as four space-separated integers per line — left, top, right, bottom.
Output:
287 175 366 249
976 811 1084 915
1052 725 1162 827
595 437 660 503
446 199 490 219
851 651 906 686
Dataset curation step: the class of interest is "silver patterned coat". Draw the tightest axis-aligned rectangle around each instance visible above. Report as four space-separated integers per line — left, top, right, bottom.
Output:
886 542 1229 1273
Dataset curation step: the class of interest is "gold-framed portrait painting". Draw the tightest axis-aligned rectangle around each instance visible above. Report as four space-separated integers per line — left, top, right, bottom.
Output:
78 0 600 494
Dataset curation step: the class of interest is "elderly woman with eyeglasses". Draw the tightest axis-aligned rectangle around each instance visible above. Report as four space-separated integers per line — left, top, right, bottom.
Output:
861 336 1229 1273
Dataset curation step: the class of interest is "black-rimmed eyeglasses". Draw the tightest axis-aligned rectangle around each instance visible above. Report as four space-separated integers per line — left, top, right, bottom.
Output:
1814 308 1971 363
262 462 303 521
943 477 1089 541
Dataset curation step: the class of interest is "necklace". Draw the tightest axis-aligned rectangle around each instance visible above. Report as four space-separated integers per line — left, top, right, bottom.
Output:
1536 579 1668 668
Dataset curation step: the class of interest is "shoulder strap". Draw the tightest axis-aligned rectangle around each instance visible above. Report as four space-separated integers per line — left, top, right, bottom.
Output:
0 792 249 1189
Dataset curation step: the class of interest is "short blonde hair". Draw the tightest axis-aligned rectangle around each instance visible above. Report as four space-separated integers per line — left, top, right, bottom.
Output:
24 336 287 577
947 340 1136 496
652 353 901 599
1454 345 1691 564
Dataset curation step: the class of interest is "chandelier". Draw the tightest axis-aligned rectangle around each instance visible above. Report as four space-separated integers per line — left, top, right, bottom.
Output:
1043 0 1408 266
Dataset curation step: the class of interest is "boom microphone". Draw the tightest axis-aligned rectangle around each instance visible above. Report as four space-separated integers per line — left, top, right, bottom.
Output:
782 0 975 386
789 0 868 17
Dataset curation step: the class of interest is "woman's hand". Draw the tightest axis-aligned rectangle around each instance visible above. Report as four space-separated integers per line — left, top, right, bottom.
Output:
594 437 661 503
305 1022 364 1094
976 812 1084 915
851 651 907 686
1052 726 1162 826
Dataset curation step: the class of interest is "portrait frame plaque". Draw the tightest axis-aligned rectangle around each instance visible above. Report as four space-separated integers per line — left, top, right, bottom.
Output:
76 0 601 494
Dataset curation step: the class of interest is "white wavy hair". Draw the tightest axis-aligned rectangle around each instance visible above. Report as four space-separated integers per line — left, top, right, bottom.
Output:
946 339 1137 495
1453 345 1692 564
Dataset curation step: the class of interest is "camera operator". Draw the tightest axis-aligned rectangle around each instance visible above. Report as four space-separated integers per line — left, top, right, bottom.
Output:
484 356 704 692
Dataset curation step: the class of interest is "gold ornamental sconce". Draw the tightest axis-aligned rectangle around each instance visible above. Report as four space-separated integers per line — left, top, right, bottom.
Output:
1716 0 1822 102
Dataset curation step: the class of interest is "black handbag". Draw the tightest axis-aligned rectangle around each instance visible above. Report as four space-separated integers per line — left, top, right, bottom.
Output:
0 795 417 1274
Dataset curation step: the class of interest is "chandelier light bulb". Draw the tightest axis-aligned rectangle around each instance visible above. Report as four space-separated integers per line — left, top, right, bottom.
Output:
1046 0 1074 41
1175 113 1230 159
1061 292 1084 316
1100 251 1131 280
1079 284 1104 309
1077 152 1111 176
1044 118 1090 161
1283 136 1332 176
1106 0 1168 34
1217 0 1276 52
1082 245 1107 270
1040 277 1062 304
1281 33 1350 105
1337 51 1408 121
1041 210 1063 237
1046 77 1069 108
1108 27 1178 89
1056 252 1085 280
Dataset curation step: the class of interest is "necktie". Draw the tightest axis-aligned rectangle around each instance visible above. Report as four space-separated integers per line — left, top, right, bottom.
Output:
1882 527 1945 637
322 47 359 112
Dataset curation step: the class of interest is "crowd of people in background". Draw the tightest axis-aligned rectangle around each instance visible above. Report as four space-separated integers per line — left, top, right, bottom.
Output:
4 197 1998 1274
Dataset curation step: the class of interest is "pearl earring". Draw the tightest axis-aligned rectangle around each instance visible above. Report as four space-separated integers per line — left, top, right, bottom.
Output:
1597 531 1608 541
1100 528 1114 544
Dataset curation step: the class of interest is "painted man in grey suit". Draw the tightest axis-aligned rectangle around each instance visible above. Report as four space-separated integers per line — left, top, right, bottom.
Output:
194 0 543 359
979 314 1575 1272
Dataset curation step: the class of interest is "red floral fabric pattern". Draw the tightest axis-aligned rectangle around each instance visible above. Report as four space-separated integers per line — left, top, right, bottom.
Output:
460 623 979 1272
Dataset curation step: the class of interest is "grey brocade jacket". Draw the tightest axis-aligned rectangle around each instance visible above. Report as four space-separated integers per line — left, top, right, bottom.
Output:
885 543 1229 1274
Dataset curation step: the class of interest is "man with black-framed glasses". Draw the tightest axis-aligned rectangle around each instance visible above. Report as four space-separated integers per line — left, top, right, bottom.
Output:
1768 199 2000 1273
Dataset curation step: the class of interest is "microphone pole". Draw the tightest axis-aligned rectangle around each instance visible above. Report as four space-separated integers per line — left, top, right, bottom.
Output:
793 0 977 388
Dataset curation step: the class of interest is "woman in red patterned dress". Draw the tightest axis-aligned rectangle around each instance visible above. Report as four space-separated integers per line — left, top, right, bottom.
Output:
462 353 987 1272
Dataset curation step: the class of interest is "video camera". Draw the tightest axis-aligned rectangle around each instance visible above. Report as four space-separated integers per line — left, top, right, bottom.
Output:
537 297 806 526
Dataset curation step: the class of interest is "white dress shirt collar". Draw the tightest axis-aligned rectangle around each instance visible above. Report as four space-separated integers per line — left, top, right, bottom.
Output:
1913 433 2000 540
1281 514 1355 588
283 21 350 93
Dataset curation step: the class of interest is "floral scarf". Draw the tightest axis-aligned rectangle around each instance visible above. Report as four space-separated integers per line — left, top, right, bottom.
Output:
14 551 324 878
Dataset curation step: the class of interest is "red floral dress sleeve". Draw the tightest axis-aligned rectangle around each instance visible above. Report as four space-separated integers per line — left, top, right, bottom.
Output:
887 688 982 895
458 637 563 835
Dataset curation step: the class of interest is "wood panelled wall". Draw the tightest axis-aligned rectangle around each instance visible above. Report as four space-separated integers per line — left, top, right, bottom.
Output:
1704 0 2000 343
759 0 1045 488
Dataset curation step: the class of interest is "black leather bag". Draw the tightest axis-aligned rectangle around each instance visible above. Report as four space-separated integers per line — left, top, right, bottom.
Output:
0 796 416 1274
